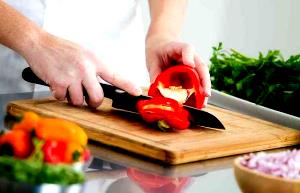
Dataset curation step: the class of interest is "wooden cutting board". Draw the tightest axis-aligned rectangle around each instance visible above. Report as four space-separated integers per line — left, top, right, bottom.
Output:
6 98 300 165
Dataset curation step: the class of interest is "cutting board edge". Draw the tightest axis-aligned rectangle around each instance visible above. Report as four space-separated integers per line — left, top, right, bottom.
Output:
168 138 300 165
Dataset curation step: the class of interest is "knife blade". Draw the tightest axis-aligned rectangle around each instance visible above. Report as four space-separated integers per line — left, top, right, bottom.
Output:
22 67 225 130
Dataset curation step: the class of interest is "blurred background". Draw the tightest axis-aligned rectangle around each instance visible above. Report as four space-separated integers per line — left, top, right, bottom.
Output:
141 0 300 63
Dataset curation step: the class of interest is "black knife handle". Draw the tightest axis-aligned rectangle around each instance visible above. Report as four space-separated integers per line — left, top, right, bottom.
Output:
22 67 118 100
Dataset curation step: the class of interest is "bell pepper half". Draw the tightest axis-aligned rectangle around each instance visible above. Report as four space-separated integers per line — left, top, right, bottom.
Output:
148 65 205 109
136 97 190 131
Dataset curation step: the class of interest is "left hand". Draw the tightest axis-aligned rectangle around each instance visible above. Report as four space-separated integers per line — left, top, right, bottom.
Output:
146 38 211 106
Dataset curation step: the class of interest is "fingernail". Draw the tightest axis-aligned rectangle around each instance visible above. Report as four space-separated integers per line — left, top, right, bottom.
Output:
204 89 211 97
203 97 209 107
187 61 195 68
191 61 196 67
203 101 207 108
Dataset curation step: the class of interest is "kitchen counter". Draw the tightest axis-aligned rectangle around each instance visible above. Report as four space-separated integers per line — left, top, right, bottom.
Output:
0 91 294 193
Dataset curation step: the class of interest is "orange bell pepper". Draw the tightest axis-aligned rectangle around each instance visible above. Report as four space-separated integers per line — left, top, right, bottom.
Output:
8 111 40 132
0 130 32 158
35 118 88 146
64 141 84 163
2 111 90 164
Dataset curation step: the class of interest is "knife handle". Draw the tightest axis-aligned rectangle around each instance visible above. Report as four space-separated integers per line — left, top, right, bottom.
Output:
22 67 118 100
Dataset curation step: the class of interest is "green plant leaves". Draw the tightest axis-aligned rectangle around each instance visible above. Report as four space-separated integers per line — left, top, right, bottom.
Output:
209 43 300 117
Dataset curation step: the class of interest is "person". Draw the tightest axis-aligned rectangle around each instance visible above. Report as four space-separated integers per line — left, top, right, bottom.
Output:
0 0 211 108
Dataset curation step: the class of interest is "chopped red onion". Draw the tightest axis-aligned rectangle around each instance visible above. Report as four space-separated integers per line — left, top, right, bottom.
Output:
240 149 300 179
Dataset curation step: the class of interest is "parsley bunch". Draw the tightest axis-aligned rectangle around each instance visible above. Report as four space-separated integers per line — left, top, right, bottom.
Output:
210 43 300 117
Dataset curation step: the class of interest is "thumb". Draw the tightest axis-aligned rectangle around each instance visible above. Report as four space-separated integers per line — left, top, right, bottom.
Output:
149 66 161 84
88 52 142 96
99 67 142 96
147 57 163 83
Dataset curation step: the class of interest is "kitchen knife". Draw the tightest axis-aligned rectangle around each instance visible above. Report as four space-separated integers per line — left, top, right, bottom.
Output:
22 67 225 130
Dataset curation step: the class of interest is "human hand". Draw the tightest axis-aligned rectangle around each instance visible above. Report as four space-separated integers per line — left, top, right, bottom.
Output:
146 38 211 106
22 32 141 108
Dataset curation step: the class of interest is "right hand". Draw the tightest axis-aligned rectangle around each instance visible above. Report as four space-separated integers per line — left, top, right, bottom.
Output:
146 37 211 107
23 32 141 108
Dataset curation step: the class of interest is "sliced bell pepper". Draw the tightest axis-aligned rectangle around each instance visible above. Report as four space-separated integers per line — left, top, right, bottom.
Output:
136 97 190 131
148 65 205 109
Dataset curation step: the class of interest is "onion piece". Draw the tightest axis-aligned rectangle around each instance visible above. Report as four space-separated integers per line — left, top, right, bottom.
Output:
240 149 300 179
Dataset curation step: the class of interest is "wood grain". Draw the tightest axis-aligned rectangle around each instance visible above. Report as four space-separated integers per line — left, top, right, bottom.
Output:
6 98 300 165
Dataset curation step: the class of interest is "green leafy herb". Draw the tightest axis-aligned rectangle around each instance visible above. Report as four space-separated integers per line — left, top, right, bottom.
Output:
0 156 84 185
0 138 84 185
209 43 300 117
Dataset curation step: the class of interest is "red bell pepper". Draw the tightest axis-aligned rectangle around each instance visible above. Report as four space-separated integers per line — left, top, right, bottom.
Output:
148 65 205 109
136 97 190 131
127 168 191 193
82 149 91 162
42 139 68 164
42 139 90 164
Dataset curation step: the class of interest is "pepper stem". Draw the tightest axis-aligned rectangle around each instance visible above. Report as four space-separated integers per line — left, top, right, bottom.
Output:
157 120 170 132
4 112 23 129
28 138 44 163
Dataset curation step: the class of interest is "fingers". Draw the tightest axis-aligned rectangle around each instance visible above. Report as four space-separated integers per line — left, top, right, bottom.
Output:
194 54 212 98
82 75 104 108
99 68 142 96
153 41 211 95
50 77 103 108
67 82 84 106
181 44 196 67
147 57 162 83
53 82 103 108
51 81 85 107
50 83 67 101
87 50 142 96
203 97 209 108
149 66 161 84
164 42 196 67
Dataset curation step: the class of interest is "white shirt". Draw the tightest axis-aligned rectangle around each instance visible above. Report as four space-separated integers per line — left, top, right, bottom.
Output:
0 0 149 94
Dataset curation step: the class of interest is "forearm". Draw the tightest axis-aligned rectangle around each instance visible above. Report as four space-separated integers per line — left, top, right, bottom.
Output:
146 0 187 43
0 1 44 58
